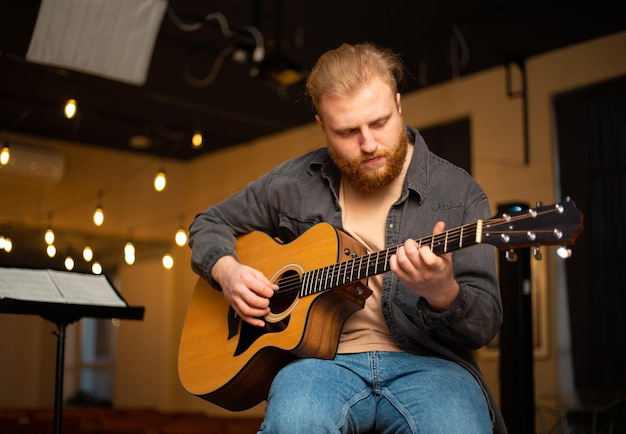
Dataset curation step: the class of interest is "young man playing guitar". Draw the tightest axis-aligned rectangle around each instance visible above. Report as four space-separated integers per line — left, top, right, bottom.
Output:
188 43 507 433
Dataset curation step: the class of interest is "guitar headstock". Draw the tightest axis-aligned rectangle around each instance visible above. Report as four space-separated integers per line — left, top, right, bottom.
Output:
481 198 583 257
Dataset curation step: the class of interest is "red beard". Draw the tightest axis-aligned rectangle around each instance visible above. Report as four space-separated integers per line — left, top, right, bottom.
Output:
329 128 408 193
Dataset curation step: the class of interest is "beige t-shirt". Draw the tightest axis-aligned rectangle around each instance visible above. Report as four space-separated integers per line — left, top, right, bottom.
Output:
336 148 413 354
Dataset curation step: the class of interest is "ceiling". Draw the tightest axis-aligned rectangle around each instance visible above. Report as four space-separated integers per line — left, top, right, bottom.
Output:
2 0 625 161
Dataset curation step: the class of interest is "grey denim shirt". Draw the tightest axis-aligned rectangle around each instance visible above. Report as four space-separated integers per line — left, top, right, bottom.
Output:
189 126 506 433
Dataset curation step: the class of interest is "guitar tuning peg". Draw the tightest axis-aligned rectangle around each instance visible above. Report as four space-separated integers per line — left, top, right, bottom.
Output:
532 246 542 260
557 246 573 259
505 250 518 262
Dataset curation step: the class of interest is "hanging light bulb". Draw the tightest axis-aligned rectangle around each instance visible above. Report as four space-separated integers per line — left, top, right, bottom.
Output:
0 143 9 166
45 228 55 245
3 237 12 253
92 261 102 275
93 191 104 226
154 169 167 192
124 241 136 265
175 227 188 247
162 253 174 269
64 98 77 119
64 255 75 271
93 206 104 226
47 244 56 258
124 241 135 256
83 245 94 262
0 236 5 250
191 130 203 148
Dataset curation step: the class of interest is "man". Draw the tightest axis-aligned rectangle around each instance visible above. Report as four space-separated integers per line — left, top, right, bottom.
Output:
189 43 506 433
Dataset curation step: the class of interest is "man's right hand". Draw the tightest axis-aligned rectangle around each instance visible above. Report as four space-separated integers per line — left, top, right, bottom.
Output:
211 255 278 327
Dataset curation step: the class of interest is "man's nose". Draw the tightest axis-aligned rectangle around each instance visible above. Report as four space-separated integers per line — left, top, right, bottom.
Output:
359 128 378 153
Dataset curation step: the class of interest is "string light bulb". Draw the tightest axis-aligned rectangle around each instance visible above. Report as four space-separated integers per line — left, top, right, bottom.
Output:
154 169 167 192
83 245 93 262
92 261 102 275
64 255 75 271
0 143 9 166
45 228 55 245
0 236 11 253
124 241 136 265
191 130 203 148
175 227 188 246
93 206 104 226
93 191 104 226
64 98 77 119
47 244 56 258
162 253 174 269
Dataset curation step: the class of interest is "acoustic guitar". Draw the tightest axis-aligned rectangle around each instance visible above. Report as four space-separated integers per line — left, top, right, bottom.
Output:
178 199 583 411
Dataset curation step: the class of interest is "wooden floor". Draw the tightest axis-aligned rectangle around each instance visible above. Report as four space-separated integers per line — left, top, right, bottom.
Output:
0 407 264 434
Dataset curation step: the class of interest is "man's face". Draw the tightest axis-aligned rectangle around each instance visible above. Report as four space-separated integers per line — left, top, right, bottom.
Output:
316 76 407 193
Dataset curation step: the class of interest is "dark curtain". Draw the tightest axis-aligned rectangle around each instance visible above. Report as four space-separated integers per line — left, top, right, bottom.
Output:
554 75 626 391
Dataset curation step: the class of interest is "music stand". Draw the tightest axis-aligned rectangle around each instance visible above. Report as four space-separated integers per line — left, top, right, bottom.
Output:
0 269 145 434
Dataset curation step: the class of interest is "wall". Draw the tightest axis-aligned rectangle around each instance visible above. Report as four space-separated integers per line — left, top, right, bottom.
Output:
1 31 625 420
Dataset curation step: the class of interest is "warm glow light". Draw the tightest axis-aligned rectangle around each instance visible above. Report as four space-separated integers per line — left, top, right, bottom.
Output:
64 255 75 271
0 144 9 166
154 170 167 192
162 253 174 269
124 242 135 256
191 130 203 148
64 98 77 119
45 228 55 245
92 261 102 274
175 228 188 246
124 241 136 265
125 253 136 265
83 245 93 262
93 207 104 226
47 244 56 257
3 237 12 253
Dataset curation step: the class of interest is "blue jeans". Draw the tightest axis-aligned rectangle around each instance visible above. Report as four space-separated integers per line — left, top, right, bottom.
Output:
258 352 491 434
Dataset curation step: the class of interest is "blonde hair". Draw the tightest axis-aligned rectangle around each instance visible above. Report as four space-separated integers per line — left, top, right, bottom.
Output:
305 42 405 113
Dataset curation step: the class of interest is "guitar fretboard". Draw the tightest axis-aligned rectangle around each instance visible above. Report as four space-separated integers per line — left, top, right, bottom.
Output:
299 220 482 297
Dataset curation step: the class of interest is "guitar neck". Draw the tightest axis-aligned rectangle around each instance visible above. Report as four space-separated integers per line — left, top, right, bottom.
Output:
300 221 481 297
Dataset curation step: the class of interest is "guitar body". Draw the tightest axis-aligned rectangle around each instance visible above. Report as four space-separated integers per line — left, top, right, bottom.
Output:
178 222 371 411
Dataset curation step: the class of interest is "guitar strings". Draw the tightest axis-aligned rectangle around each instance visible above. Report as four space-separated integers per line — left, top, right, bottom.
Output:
269 220 485 304
272 208 552 301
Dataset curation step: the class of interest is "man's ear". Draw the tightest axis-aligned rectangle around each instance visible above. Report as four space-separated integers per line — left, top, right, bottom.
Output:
315 113 324 130
396 93 402 114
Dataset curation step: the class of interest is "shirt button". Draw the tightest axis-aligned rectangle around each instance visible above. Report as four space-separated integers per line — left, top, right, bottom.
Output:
389 223 394 229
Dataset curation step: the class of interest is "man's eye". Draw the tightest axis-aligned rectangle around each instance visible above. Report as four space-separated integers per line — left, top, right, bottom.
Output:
372 120 387 129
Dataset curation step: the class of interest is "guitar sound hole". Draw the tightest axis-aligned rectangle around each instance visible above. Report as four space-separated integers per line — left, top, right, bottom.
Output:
270 269 300 313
